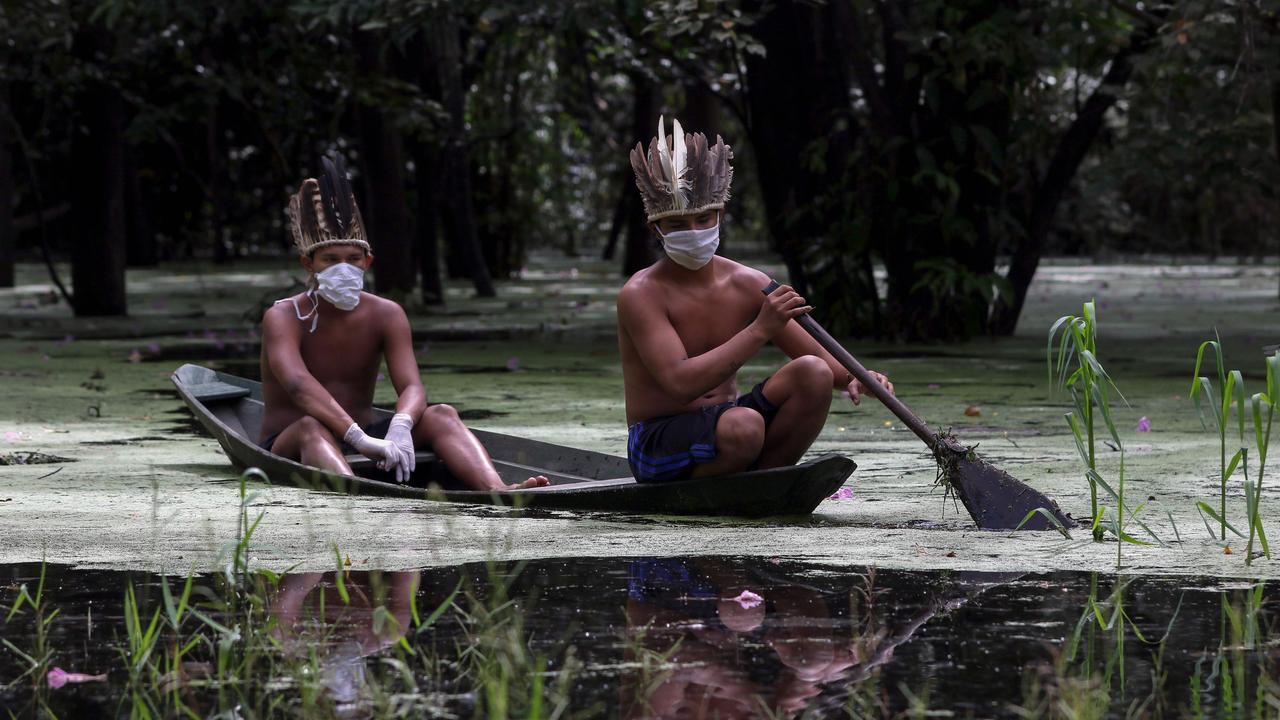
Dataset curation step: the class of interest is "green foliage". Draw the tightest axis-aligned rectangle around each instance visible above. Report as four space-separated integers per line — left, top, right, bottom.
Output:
1048 301 1161 563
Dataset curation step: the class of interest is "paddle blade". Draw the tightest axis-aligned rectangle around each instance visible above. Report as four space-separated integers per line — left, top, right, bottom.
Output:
947 455 1077 531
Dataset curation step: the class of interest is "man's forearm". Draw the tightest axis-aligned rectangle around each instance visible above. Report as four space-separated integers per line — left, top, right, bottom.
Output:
285 374 356 436
394 384 427 420
666 323 769 402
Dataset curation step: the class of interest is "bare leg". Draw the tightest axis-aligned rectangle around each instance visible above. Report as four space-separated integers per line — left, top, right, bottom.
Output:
755 355 833 469
691 407 765 478
270 416 353 475
416 404 548 490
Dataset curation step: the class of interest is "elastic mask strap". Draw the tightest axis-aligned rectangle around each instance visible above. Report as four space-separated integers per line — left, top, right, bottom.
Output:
290 289 319 333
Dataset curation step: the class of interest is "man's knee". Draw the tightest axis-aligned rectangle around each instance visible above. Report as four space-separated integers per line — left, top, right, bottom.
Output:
717 408 765 458
295 416 337 450
421 403 462 430
789 355 834 390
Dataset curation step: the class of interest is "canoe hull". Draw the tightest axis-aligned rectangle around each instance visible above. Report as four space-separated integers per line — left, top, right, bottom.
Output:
171 363 855 517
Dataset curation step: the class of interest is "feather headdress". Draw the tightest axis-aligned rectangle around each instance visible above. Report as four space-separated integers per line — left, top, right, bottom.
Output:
630 115 733 222
287 154 370 256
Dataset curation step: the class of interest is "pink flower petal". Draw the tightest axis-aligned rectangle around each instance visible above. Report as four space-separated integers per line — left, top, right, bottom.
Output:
47 667 107 689
727 590 763 609
4 431 21 443
1136 416 1151 433
828 487 854 500
506 357 520 372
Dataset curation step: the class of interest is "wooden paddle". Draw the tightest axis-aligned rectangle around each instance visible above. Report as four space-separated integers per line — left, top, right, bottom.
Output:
763 281 1077 531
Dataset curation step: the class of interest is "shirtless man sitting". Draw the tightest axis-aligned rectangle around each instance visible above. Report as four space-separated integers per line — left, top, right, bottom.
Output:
619 118 893 482
259 155 546 491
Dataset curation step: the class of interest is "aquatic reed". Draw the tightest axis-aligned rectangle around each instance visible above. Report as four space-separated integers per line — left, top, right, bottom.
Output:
1048 302 1160 564
1 562 56 716
1189 335 1248 542
1243 351 1279 564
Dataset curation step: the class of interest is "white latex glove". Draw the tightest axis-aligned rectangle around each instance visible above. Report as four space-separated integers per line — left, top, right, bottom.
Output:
343 423 403 482
383 413 416 483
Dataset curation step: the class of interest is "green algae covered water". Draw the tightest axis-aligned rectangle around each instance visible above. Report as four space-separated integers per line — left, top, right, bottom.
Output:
2 558 1276 717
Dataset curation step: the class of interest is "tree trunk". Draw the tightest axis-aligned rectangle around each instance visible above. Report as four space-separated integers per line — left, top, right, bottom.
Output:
123 146 158 266
355 30 416 299
413 141 445 305
69 24 128 316
622 71 657 276
430 14 495 297
406 34 444 305
743 1 858 300
602 166 631 261
989 26 1155 335
0 77 14 288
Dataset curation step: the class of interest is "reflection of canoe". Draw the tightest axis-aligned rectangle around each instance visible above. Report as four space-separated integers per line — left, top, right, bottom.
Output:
171 364 856 517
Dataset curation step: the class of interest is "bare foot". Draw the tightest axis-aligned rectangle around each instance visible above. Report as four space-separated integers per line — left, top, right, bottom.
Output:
508 475 549 490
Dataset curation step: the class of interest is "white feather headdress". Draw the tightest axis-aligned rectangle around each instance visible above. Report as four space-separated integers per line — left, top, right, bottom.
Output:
630 116 734 222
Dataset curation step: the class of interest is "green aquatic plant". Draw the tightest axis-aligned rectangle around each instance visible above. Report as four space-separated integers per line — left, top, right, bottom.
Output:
95 468 589 718
1243 352 1279 564
1 562 57 716
1048 301 1159 563
1190 335 1249 543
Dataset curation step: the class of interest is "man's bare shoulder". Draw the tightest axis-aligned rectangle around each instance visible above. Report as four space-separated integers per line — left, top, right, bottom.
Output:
719 258 771 290
262 295 305 329
618 265 666 306
361 293 406 316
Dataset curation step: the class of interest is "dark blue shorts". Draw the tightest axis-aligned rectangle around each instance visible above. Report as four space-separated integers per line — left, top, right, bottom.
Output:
627 379 780 483
259 416 393 455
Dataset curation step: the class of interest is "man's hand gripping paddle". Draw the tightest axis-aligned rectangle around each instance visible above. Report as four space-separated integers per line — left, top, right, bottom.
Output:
762 280 1076 531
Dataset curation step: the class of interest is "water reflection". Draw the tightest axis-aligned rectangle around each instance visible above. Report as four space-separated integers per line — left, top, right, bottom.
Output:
269 570 418 710
2 560 1278 717
619 558 1013 718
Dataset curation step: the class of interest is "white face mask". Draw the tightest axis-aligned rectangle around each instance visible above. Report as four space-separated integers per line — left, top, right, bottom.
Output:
280 261 365 333
659 223 720 270
314 262 364 311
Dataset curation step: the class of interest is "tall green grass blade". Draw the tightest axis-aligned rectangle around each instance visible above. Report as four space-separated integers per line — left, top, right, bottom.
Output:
419 578 463 633
1090 383 1124 449
1066 412 1090 467
1196 502 1245 539
1191 377 1219 432
1224 448 1245 483
528 656 545 720
1227 370 1247 446
1047 315 1074 388
1253 393 1267 460
1089 470 1163 545
1166 511 1181 544
1011 508 1073 538
332 545 350 605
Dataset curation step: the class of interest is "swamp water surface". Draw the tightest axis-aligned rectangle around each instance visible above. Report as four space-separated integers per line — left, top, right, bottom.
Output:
2 558 1276 718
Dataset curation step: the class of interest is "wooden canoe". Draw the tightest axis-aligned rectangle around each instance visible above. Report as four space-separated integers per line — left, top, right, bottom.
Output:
171 364 855 517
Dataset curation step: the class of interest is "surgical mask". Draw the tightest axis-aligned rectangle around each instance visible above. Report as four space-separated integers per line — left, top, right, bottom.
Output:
314 262 364 310
278 262 365 333
659 223 720 270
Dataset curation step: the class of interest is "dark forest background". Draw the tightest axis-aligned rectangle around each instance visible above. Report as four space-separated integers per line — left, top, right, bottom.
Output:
1 0 1277 339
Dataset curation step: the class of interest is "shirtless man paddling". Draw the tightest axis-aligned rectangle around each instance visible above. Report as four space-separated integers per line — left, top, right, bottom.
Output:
259 155 546 491
619 118 893 483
